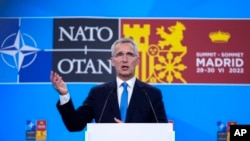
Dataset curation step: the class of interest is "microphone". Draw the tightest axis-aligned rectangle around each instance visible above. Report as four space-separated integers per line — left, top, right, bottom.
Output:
143 89 159 123
98 87 116 123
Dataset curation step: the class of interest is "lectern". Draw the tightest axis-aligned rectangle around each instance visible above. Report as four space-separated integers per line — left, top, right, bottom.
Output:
85 123 175 141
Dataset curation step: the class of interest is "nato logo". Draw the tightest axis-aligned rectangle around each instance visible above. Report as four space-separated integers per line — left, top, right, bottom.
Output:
0 18 53 83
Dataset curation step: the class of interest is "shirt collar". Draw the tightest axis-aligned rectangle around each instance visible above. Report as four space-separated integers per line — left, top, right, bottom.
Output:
116 76 136 88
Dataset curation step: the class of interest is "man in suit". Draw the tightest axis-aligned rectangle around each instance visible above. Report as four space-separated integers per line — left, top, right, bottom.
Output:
50 38 168 132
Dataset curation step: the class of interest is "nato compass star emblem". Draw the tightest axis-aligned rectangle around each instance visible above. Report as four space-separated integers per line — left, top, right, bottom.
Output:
0 29 40 72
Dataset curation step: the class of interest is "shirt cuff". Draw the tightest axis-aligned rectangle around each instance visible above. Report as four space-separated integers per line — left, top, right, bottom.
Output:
59 93 70 105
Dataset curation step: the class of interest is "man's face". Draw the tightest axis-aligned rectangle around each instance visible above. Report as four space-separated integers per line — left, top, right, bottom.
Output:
111 42 139 81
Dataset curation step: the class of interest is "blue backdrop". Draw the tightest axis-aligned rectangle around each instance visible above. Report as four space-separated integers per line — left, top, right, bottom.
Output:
0 0 250 141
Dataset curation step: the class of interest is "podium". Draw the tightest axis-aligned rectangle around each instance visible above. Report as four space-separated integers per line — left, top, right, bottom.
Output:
85 123 175 141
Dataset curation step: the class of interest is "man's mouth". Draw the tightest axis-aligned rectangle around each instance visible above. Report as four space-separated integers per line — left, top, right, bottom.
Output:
121 66 129 69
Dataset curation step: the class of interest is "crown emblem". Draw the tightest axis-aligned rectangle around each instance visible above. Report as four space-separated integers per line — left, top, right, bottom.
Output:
209 30 231 43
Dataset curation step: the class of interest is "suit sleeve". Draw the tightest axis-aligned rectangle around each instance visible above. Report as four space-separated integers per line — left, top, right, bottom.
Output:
56 89 95 132
149 87 168 123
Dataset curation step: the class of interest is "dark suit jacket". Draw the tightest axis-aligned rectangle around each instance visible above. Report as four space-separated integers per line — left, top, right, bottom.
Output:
57 79 168 132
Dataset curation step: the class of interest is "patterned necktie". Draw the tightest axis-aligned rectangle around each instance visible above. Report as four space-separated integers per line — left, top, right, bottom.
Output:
120 82 128 122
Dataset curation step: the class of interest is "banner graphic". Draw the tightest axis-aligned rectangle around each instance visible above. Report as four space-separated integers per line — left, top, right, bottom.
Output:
121 19 250 84
0 18 249 84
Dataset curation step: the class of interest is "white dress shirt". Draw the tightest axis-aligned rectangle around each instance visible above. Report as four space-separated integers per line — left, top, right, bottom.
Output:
116 76 136 107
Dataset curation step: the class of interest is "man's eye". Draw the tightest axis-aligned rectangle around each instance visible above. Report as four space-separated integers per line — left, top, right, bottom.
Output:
127 53 135 57
115 53 123 57
114 52 136 58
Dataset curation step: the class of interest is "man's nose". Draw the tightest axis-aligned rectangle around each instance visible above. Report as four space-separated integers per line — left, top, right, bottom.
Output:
122 54 128 61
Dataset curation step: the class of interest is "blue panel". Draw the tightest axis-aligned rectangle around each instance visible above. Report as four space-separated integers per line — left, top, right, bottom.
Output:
0 0 250 18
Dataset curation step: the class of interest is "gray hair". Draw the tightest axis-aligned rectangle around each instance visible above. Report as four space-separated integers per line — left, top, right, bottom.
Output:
111 38 139 57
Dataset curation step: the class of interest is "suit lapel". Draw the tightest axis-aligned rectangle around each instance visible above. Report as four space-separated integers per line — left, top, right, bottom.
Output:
107 81 120 119
110 91 120 119
126 79 144 121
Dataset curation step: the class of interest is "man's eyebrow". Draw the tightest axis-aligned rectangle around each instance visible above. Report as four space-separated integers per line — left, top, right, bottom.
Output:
116 51 134 53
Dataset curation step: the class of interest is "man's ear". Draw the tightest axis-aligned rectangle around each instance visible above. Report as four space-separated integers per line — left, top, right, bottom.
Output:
110 58 115 66
136 56 140 65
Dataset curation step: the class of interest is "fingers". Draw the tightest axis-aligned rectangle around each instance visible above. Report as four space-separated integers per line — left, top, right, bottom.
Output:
50 71 62 84
50 71 64 89
50 71 54 82
114 117 124 123
50 71 68 95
